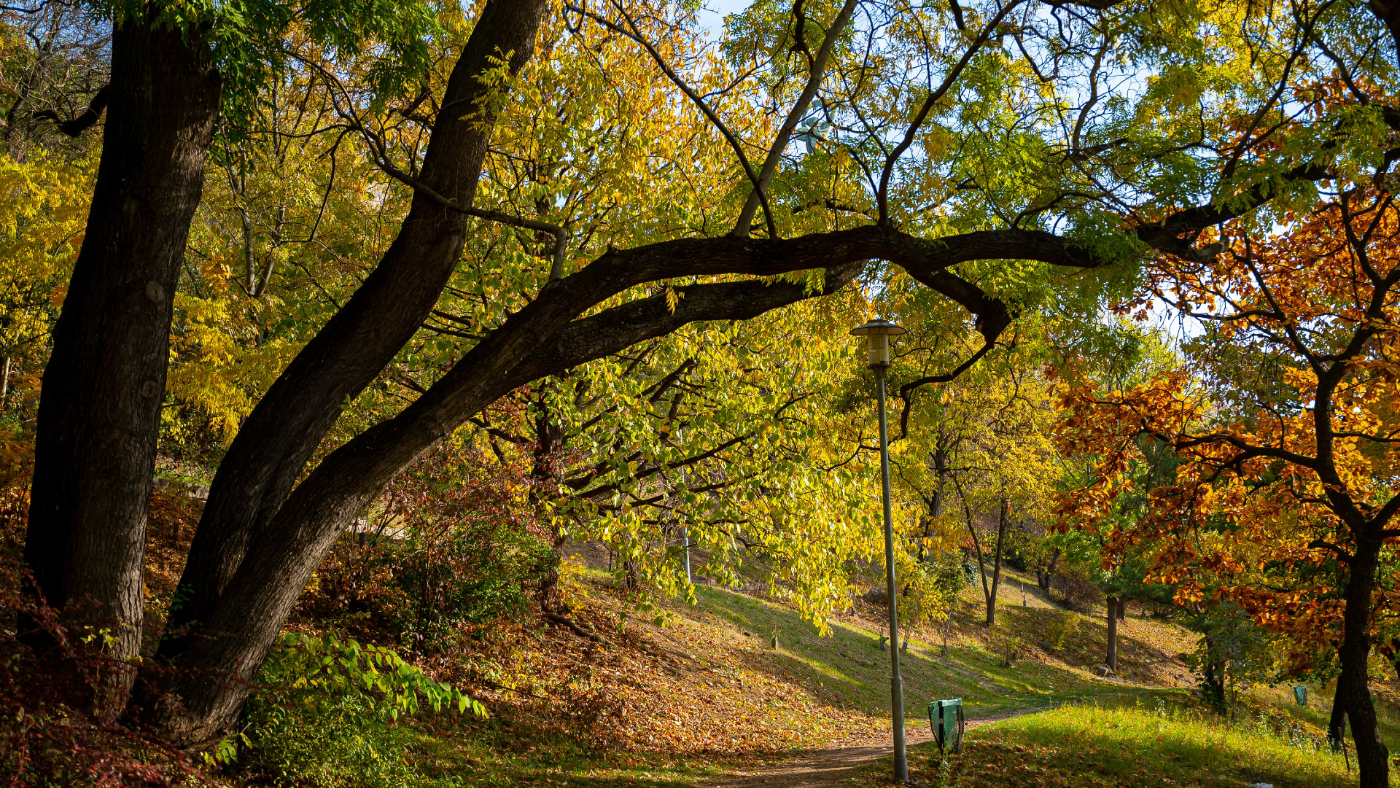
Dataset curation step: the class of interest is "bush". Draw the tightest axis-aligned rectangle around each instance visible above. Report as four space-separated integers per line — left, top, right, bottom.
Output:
1048 609 1079 651
1051 566 1103 612
0 561 195 786
302 439 554 657
236 632 485 786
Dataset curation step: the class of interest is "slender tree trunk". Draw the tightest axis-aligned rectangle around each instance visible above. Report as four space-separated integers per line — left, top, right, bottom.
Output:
986 499 1008 626
1201 633 1225 709
529 387 568 609
1117 598 1126 620
1106 596 1119 671
965 503 992 621
1036 547 1059 591
1329 676 1349 750
918 446 946 563
22 14 219 715
1339 539 1389 787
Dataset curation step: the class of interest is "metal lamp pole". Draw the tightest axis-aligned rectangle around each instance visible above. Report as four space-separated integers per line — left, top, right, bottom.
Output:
851 318 909 784
679 429 692 585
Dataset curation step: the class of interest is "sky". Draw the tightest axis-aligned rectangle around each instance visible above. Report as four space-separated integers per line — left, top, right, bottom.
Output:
696 0 753 38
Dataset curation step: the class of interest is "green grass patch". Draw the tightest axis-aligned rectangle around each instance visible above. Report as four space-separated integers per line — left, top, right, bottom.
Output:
891 697 1361 788
691 586 1144 722
1255 680 1400 755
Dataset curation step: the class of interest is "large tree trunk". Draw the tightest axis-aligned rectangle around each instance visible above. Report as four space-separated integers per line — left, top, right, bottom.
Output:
147 0 873 738
1340 539 1389 787
160 0 548 659
22 14 219 714
144 0 551 743
143 263 864 744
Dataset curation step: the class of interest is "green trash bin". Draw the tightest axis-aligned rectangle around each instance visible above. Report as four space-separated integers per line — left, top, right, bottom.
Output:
1293 685 1307 706
928 698 964 754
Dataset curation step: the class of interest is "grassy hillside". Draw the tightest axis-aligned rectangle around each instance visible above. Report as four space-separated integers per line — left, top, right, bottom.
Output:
689 580 1175 722
239 548 1398 787
374 557 1212 786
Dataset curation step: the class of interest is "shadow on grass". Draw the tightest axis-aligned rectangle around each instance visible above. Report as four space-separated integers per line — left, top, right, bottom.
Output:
689 586 1161 724
406 718 731 787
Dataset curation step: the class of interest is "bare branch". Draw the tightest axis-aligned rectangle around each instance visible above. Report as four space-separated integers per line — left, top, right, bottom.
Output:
734 0 859 234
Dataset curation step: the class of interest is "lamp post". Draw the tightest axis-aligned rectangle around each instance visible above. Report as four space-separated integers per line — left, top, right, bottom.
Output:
679 429 692 586
850 318 908 784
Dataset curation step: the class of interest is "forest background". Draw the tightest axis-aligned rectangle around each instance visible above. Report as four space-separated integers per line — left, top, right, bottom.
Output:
3 0 1400 786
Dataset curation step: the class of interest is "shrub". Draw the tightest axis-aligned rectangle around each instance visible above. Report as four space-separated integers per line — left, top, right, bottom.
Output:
994 630 1022 667
1051 566 1103 612
1048 609 1079 651
302 439 554 657
0 561 196 786
236 632 485 786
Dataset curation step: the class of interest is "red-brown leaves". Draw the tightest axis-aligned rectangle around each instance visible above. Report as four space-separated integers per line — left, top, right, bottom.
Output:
1056 187 1400 664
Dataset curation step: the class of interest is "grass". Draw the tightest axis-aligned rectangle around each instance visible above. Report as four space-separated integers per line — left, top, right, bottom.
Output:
689 581 1168 724
255 558 1396 788
857 695 1364 788
397 717 732 787
1265 679 1400 754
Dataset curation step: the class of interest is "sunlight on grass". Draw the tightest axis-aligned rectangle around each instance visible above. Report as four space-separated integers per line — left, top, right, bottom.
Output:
690 585 1137 723
900 699 1362 788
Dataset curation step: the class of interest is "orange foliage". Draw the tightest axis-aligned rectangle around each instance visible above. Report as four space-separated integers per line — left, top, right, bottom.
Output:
1056 187 1400 671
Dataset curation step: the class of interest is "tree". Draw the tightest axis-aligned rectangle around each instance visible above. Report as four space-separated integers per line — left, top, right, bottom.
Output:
12 0 437 716
11 0 1390 747
887 337 1060 627
474 302 882 622
1058 185 1400 786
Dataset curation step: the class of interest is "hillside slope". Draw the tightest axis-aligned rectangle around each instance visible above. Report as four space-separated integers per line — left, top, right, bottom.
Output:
404 548 1206 787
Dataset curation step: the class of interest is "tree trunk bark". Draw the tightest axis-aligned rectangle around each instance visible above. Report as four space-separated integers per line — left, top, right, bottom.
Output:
161 0 547 658
1329 676 1349 750
1339 539 1389 787
144 0 549 743
22 14 219 715
1201 632 1225 709
1036 547 1059 591
1106 596 1119 671
986 499 1007 626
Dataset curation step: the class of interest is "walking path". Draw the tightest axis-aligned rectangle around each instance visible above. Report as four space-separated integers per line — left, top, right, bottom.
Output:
704 707 1051 788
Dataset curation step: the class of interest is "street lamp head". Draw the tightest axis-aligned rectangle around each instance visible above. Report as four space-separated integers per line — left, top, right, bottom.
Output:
850 318 907 368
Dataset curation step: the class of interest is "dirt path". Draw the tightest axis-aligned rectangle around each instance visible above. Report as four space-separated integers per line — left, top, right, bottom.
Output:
703 707 1051 788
